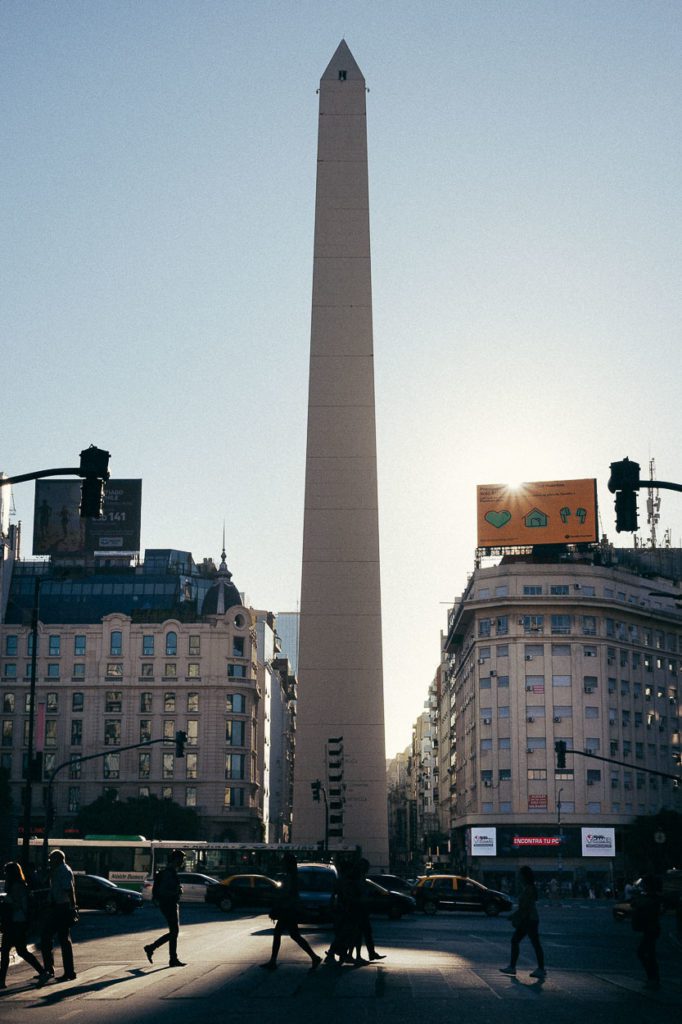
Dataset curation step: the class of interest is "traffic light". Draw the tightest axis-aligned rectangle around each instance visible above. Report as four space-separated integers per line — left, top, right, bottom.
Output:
608 457 640 533
79 445 110 519
555 740 567 771
310 779 321 802
175 730 187 757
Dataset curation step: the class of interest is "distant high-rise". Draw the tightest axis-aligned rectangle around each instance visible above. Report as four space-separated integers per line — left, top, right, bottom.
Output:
293 42 388 868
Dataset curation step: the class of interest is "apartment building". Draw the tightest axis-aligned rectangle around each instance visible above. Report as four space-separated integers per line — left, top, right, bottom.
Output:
440 548 682 889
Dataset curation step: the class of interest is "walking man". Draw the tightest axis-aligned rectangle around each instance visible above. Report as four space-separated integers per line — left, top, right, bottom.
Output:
631 875 661 991
144 849 186 968
500 865 546 980
39 850 77 983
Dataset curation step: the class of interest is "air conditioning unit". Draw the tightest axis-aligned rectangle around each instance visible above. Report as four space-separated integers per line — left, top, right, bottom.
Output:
525 655 533 661
527 716 535 723
553 716 562 723
584 686 593 693
490 670 496 677
526 685 533 692
527 748 534 754
478 658 485 665
483 780 492 788
482 717 492 725
587 780 595 786
585 651 595 657
574 584 582 590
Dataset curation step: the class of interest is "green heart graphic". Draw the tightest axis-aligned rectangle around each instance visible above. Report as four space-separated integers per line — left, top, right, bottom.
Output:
485 510 512 529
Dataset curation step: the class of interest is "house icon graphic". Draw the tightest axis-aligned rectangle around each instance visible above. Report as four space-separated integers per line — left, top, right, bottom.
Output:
524 508 549 529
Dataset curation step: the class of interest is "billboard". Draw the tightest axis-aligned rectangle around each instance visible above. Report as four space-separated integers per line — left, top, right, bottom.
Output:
477 478 598 548
581 827 616 857
33 479 142 555
469 827 497 856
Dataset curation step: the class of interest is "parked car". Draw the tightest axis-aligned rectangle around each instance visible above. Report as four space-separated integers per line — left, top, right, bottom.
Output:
296 862 338 922
141 871 221 904
74 874 143 915
206 874 281 912
367 874 413 895
364 878 415 919
413 874 512 916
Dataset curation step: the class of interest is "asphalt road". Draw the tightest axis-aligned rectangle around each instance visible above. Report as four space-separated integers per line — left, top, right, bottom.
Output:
1 900 679 1024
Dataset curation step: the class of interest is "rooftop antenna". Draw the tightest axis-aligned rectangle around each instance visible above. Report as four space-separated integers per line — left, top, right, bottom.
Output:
646 458 661 548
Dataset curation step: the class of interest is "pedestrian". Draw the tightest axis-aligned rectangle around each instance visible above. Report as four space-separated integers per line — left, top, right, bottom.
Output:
144 849 186 967
500 865 546 980
261 853 321 970
631 874 661 991
351 859 385 964
0 862 49 990
39 850 78 984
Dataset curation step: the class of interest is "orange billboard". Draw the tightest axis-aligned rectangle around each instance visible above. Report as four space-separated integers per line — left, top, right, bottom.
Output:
477 479 598 548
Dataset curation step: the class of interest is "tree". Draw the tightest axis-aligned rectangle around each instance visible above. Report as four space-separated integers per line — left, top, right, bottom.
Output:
624 810 682 876
75 792 200 840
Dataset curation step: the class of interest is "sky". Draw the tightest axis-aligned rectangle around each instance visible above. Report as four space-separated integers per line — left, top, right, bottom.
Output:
3 1 682 757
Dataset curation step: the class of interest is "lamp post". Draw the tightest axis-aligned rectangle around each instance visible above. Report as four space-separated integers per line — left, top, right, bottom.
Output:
557 787 564 894
20 575 43 870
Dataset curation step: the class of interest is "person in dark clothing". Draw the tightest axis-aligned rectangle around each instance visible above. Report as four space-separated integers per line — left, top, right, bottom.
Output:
144 850 186 967
39 850 77 984
500 865 545 979
0 862 49 989
351 859 385 964
631 875 661 990
261 853 321 970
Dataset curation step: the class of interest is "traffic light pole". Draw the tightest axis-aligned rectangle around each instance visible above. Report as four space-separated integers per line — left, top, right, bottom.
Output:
555 742 681 785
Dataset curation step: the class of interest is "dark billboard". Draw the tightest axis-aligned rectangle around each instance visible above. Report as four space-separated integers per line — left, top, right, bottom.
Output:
33 479 142 555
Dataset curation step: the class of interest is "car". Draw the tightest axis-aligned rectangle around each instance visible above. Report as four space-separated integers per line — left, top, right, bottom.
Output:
141 870 221 904
74 874 143 915
363 878 415 919
205 874 281 912
413 874 512 916
296 862 338 922
367 873 413 895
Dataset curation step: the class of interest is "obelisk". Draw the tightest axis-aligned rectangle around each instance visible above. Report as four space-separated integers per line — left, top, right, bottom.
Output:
293 41 389 868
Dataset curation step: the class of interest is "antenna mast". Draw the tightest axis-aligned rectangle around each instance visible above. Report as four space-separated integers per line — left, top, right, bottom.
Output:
646 458 661 548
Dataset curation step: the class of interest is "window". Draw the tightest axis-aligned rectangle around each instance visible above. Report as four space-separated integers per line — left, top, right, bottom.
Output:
498 737 511 749
551 614 572 635
582 617 597 636
187 692 199 712
587 769 601 783
162 786 173 799
165 632 177 656
480 738 493 752
224 786 245 807
140 663 154 678
498 706 510 718
186 720 198 746
479 619 492 638
164 692 176 712
68 755 81 779
2 694 14 713
163 720 175 742
496 616 509 636
496 645 509 658
526 675 545 693
104 720 121 746
551 585 569 595
528 769 547 780
521 615 544 633
226 694 246 714
495 585 509 597
525 645 544 658
140 692 152 713
225 719 246 747
228 664 247 678
72 692 84 712
186 787 197 807
162 753 174 778
24 694 32 713
2 664 16 679
480 676 491 689
526 737 546 750
188 635 200 656
44 720 57 747
587 802 602 814
110 631 122 656
1 721 12 746
106 663 123 679
142 635 155 656
69 719 82 746
72 664 85 679
46 664 60 679
140 720 152 743
74 635 86 656
187 663 201 679
164 663 177 678
500 801 512 813
139 752 151 779
232 637 245 657
49 635 61 656
585 706 600 719
5 636 17 656
103 753 120 779
552 644 571 657
186 752 198 779
585 737 600 752
523 585 543 595
225 753 245 779
27 634 38 656
584 675 598 692
105 690 122 712
67 786 80 813
499 768 512 781
497 674 510 688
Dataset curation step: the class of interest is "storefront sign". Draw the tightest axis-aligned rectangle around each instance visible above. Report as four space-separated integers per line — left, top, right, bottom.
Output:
581 828 616 857
512 836 560 847
470 827 497 856
528 794 548 809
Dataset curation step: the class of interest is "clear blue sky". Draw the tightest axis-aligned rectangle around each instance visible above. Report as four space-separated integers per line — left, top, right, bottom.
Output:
3 1 682 755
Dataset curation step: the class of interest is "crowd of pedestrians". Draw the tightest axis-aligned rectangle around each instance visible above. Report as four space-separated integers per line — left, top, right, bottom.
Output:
0 851 667 995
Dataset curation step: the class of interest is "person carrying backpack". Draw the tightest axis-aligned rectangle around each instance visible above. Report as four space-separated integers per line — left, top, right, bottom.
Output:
144 850 186 968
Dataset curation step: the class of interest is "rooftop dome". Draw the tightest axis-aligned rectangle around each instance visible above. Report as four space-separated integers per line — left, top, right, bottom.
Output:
201 543 242 616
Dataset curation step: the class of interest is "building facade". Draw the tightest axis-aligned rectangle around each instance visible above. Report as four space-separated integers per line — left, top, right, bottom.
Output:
0 548 296 844
439 548 682 890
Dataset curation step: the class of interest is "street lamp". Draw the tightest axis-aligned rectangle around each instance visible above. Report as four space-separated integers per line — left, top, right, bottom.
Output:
20 573 45 870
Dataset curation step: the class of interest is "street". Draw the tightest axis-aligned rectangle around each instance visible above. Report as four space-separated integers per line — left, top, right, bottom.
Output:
1 900 679 1024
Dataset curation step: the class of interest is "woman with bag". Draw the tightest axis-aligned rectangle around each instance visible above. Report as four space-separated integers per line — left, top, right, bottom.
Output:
260 853 321 971
0 862 49 989
500 865 546 979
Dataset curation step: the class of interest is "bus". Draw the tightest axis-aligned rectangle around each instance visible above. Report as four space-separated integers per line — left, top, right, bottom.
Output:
24 837 339 888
